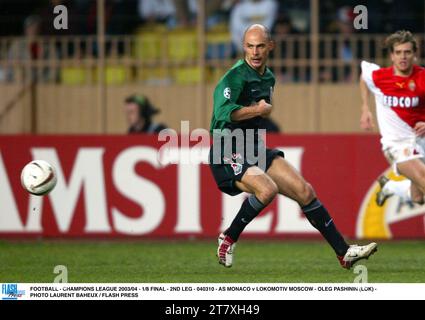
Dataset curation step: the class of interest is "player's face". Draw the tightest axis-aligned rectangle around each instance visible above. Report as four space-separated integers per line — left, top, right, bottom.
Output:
391 42 416 75
243 30 274 73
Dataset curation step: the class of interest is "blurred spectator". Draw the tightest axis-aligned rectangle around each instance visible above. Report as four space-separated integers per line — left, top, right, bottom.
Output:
380 0 424 33
81 0 138 35
138 0 176 27
274 14 298 36
205 0 235 29
230 0 278 54
271 1 311 83
278 0 310 33
0 0 39 36
174 0 231 29
6 15 58 82
82 0 138 56
174 0 198 27
336 6 355 61
204 1 237 60
138 0 201 29
108 0 139 35
124 94 168 134
271 13 303 82
319 5 359 82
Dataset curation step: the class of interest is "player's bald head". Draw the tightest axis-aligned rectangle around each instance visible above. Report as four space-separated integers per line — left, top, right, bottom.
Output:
243 24 274 73
243 24 272 43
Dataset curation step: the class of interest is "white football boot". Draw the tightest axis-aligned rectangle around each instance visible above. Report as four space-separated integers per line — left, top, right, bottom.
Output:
217 233 236 268
338 242 378 269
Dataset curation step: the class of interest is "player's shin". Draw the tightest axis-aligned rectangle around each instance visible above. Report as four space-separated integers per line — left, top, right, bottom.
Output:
225 195 266 241
301 199 349 257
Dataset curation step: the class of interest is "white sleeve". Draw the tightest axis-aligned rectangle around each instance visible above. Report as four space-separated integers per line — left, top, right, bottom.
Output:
263 1 278 30
230 4 244 53
139 0 153 19
361 60 381 95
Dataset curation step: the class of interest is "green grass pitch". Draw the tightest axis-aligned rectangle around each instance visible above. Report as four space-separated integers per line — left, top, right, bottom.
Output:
0 240 424 283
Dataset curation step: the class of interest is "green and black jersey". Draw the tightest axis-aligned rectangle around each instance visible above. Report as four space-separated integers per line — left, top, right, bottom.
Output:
208 60 284 195
210 59 275 134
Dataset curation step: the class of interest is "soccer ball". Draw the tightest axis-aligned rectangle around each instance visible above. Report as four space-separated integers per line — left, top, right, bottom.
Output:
21 160 57 196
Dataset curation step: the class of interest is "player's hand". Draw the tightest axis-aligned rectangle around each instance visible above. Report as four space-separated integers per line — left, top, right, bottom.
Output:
414 122 425 137
360 109 375 131
257 99 272 118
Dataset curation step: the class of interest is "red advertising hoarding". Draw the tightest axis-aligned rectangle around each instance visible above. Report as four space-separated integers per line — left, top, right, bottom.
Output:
1 134 423 239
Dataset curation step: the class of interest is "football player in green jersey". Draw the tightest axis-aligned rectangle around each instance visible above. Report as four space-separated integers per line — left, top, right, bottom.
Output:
209 24 377 269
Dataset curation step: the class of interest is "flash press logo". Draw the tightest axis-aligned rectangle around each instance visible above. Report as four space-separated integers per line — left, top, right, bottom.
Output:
1 284 26 300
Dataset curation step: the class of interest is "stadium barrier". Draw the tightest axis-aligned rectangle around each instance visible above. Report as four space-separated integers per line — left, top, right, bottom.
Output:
0 83 369 134
2 33 425 135
1 134 423 240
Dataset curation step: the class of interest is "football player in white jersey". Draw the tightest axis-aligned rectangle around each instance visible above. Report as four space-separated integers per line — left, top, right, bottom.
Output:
360 30 425 206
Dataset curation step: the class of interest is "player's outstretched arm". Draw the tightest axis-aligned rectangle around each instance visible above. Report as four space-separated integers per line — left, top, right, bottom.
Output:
231 99 272 121
359 76 375 131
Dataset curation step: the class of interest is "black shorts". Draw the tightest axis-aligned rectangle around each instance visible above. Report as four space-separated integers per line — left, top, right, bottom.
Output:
208 144 284 196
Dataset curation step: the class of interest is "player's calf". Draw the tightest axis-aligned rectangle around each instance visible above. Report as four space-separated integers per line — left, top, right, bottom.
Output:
225 194 266 242
302 199 350 258
410 183 425 204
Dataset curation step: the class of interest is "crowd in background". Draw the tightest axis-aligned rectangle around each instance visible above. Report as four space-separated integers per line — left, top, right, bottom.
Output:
0 0 424 84
1 0 423 37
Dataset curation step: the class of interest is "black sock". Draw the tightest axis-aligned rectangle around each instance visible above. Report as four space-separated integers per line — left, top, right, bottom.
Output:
225 195 266 242
302 199 349 257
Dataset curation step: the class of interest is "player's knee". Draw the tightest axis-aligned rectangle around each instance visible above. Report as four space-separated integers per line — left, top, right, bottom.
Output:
411 193 425 204
413 197 424 205
418 170 425 185
256 182 278 205
297 182 316 207
413 171 425 194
